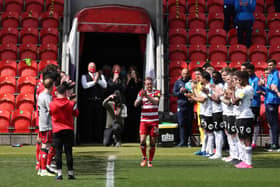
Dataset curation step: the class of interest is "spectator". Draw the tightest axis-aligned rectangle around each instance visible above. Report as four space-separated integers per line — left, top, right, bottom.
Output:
107 64 126 95
259 59 280 151
80 62 107 142
103 90 127 147
224 0 236 32
172 68 194 147
234 0 256 47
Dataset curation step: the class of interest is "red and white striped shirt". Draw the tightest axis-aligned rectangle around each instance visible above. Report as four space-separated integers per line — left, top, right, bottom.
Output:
138 89 161 125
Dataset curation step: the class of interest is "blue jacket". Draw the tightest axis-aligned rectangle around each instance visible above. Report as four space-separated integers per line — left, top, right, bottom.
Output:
249 74 261 107
262 69 280 104
234 0 256 22
173 78 194 108
224 0 235 5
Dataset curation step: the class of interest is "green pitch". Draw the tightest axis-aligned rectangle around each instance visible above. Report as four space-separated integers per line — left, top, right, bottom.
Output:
0 144 280 187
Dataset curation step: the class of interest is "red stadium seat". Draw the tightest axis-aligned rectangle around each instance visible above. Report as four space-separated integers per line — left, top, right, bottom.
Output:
208 12 224 29
18 60 37 77
207 0 223 14
251 61 266 78
21 11 40 28
228 61 243 70
168 28 187 44
19 44 38 60
38 60 58 72
168 44 188 61
168 12 187 29
229 44 247 62
252 29 266 45
210 61 228 71
268 29 280 46
0 76 16 94
255 0 264 13
266 0 275 13
248 45 267 62
5 0 23 12
46 0 64 16
188 28 207 45
169 95 177 113
169 60 188 77
25 0 44 13
277 61 280 71
228 28 238 45
17 76 36 94
208 28 227 45
269 45 280 62
0 60 17 77
0 43 17 60
253 13 265 30
188 13 206 29
209 45 227 61
39 43 58 60
40 27 59 45
16 93 34 111
1 11 19 28
188 60 206 74
167 0 186 14
41 11 60 28
187 0 205 14
0 93 15 112
189 44 207 61
20 27 39 44
0 27 18 44
267 13 280 30
12 109 32 133
0 110 11 133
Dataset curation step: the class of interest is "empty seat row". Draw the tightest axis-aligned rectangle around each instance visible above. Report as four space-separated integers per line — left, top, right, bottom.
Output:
168 12 280 30
0 75 36 94
0 11 60 28
0 0 64 16
0 108 36 133
168 44 280 62
0 59 58 77
0 43 58 60
0 27 59 44
0 92 34 111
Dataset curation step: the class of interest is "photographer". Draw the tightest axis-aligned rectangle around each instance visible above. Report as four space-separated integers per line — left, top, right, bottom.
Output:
103 90 127 147
172 68 194 147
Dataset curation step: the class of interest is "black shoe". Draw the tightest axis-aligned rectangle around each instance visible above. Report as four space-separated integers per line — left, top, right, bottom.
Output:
56 175 63 181
230 159 242 165
68 175 76 180
267 144 278 152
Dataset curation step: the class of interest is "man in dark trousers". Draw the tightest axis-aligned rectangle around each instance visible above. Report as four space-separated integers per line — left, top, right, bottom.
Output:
173 68 194 147
80 62 107 142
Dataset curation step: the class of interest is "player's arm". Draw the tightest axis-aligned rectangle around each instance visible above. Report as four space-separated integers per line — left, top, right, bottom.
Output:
145 94 160 105
190 90 207 103
231 89 243 105
134 92 143 107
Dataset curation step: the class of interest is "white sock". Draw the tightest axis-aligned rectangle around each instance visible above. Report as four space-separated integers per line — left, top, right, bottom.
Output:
227 134 233 157
57 169 62 176
252 125 259 145
214 130 223 157
231 135 240 160
68 170 74 176
237 139 245 161
245 146 252 165
207 133 214 154
201 133 208 152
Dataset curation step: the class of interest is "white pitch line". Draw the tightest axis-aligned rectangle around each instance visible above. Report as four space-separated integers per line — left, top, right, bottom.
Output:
106 155 116 187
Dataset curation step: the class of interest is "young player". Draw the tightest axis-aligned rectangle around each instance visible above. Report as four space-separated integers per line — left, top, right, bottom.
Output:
231 71 254 168
191 71 214 157
134 77 160 167
37 78 55 176
49 82 79 180
209 71 224 159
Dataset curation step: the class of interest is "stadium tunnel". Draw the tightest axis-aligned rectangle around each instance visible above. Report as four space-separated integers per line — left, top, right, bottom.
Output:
65 5 163 143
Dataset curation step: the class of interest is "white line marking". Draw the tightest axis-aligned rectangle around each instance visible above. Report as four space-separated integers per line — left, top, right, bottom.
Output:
106 155 116 187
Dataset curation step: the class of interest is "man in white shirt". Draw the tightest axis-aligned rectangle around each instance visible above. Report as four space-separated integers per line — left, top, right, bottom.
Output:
80 62 107 143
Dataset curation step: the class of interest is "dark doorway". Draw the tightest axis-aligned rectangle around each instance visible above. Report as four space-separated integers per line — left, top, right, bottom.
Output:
77 32 144 144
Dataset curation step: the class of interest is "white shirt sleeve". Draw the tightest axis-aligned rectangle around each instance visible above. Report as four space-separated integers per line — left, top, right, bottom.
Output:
81 74 95 89
97 75 107 89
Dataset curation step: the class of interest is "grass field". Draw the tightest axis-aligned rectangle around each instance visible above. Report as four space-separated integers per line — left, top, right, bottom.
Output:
0 144 280 187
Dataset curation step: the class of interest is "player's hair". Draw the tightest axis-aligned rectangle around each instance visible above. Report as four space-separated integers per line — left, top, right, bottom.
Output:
56 81 68 95
201 71 211 82
241 62 249 68
221 66 231 74
212 71 223 84
246 63 255 71
43 78 54 89
267 59 276 65
235 71 249 85
203 63 213 69
230 67 238 73
145 77 153 82
194 67 203 74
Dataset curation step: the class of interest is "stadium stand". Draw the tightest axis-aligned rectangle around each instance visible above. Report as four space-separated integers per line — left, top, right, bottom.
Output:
208 28 227 45
168 28 187 44
17 76 37 94
20 27 39 44
0 109 11 133
0 76 16 94
188 28 207 45
0 27 18 44
0 60 17 77
0 93 15 112
21 11 40 28
12 109 32 133
169 60 188 77
25 0 44 13
18 60 38 77
19 44 38 60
